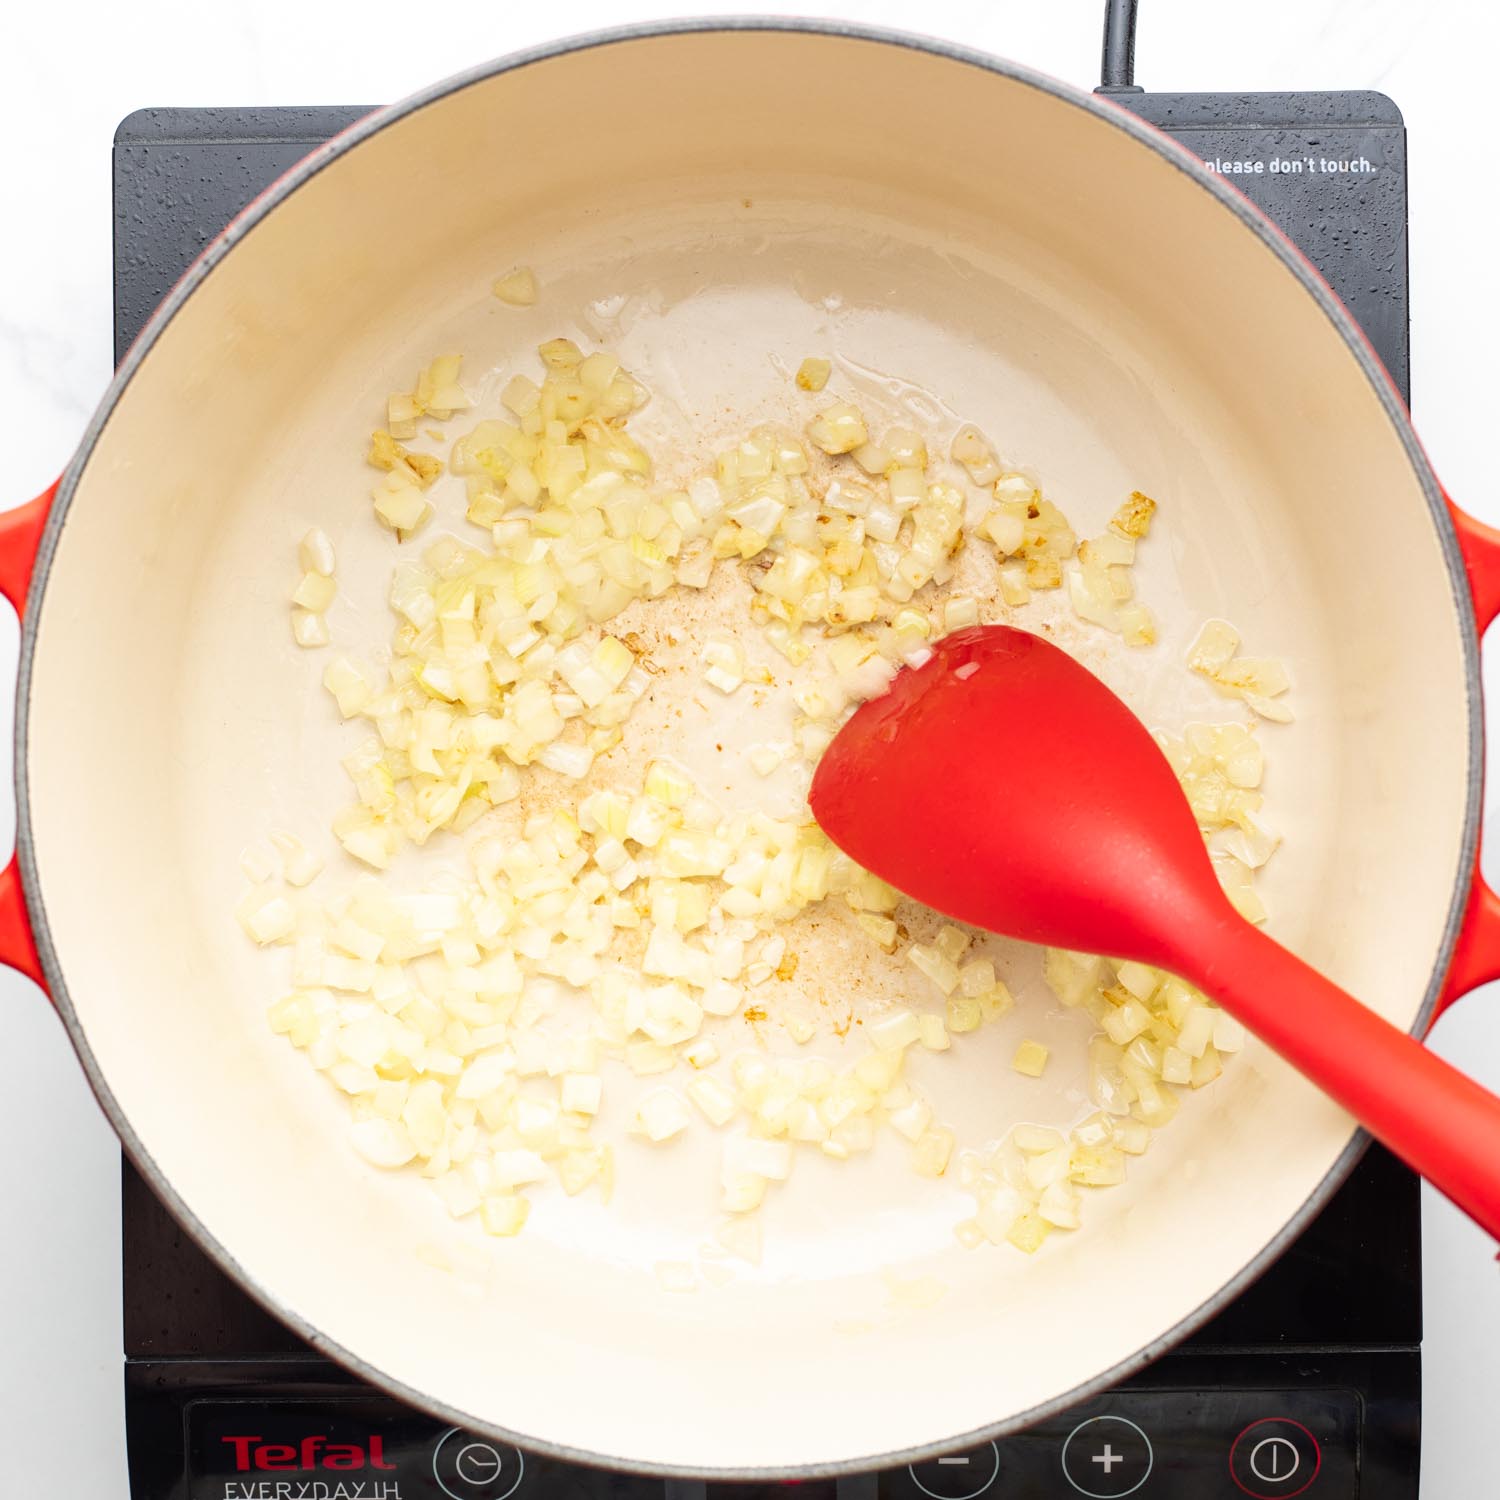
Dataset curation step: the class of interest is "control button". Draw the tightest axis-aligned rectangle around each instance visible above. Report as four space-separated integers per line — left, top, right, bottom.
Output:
908 1440 1001 1499
431 1427 525 1500
1230 1418 1321 1498
1060 1416 1153 1498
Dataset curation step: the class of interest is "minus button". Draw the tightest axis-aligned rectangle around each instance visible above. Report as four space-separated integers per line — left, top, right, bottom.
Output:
909 1441 1000 1500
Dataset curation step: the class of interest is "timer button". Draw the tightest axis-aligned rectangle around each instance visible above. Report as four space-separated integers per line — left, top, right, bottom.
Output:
431 1427 525 1500
1230 1418 1321 1498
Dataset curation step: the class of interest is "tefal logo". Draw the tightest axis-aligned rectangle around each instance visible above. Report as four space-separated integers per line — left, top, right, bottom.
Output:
220 1435 399 1472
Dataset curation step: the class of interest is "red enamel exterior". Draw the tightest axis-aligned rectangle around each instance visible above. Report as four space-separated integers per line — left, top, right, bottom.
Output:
0 481 57 993
1437 497 1500 1018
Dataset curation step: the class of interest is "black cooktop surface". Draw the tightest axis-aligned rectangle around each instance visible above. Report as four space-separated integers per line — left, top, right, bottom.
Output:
114 92 1420 1500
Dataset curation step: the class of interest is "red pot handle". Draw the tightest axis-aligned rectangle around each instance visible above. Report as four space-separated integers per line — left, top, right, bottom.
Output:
0 480 58 993
1438 498 1500 1019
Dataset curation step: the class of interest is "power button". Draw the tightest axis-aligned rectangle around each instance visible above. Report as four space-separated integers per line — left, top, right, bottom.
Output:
1229 1418 1322 1498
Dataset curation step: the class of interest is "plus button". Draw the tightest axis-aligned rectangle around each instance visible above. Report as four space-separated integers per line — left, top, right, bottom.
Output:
1092 1445 1122 1474
1061 1415 1154 1497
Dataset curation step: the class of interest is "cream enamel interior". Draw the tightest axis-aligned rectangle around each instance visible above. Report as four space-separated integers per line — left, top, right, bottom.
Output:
21 30 1473 1474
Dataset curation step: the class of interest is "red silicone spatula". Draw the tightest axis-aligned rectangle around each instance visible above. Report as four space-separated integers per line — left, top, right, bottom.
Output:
809 623 1500 1240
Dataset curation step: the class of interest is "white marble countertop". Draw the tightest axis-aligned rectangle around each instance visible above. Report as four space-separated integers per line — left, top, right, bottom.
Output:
3 0 1499 1492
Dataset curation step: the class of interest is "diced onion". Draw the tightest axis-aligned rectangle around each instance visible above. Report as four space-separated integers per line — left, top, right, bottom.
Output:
237 890 295 945
480 1195 529 1236
1187 621 1293 719
868 1010 921 1052
561 1073 602 1115
299 527 337 577
795 357 831 392
635 1087 691 1142
807 401 868 455
1011 1040 1050 1078
351 1119 416 1169
493 266 539 306
293 572 336 613
271 832 324 888
291 610 329 649
688 1074 737 1126
246 322 1277 1260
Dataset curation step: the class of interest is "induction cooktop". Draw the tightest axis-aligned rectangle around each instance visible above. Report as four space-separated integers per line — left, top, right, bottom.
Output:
112 41 1420 1500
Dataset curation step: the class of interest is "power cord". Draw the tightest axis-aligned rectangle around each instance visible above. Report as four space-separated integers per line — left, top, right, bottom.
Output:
1099 0 1143 93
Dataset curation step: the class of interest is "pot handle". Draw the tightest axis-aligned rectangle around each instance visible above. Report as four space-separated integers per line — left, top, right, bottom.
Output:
1438 498 1500 1017
0 480 58 992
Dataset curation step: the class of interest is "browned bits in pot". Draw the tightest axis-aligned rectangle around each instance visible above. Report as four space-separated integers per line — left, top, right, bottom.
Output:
1025 555 1063 589
1110 489 1158 539
368 428 443 488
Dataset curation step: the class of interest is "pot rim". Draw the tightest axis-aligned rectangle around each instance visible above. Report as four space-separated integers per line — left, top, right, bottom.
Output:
13 15 1477 1480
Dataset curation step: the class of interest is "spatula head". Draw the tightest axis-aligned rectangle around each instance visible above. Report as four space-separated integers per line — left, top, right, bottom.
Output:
809 625 1226 967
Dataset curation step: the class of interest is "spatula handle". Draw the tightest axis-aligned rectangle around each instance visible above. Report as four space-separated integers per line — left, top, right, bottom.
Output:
1188 912 1500 1243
